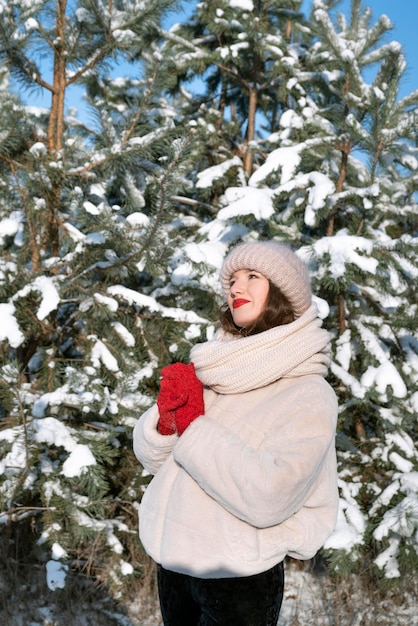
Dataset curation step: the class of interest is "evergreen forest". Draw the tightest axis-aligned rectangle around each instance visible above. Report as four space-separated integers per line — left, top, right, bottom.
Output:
0 0 417 615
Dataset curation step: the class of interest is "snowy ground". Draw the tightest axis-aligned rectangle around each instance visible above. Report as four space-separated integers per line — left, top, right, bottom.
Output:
2 560 417 625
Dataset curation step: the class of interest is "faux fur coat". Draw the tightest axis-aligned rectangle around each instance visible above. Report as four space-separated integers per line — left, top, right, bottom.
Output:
133 305 339 578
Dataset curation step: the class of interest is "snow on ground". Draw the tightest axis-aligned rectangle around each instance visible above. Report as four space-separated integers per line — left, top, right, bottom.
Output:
2 560 417 626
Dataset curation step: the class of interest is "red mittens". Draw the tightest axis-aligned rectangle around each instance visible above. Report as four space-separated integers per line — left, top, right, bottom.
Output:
157 362 205 436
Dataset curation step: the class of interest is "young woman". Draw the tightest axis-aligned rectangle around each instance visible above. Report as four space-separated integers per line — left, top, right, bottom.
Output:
133 240 339 626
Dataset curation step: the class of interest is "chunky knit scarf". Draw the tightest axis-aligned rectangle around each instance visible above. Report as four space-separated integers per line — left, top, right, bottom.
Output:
190 304 331 394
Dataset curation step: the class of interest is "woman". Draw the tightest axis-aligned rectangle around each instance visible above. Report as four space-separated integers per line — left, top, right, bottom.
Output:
133 240 339 625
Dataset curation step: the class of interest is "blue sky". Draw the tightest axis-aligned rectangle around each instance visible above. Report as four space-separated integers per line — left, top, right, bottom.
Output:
17 0 418 116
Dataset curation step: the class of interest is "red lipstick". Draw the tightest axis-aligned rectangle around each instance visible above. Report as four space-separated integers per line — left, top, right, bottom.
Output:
233 299 250 309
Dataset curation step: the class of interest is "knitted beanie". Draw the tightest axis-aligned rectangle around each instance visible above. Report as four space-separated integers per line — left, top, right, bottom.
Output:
220 241 312 318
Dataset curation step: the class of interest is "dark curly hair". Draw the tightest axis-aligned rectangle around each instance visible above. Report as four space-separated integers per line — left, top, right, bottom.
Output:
219 281 295 337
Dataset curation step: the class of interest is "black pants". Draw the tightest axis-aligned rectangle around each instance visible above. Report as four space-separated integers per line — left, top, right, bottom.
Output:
157 561 284 626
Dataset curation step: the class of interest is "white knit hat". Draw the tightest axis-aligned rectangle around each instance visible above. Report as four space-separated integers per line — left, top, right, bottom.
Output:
220 241 312 318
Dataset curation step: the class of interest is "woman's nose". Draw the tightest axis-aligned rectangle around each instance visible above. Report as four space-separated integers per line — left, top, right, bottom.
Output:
231 280 244 295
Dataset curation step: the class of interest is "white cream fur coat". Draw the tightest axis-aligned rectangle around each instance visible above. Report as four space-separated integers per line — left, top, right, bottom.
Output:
133 304 339 578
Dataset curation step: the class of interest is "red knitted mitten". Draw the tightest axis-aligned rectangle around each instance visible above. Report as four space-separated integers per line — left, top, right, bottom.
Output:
156 363 204 436
173 363 205 435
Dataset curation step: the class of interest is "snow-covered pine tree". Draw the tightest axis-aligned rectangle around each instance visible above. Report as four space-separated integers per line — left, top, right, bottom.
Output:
1 0 417 597
0 0 212 591
158 0 306 190
0 65 31 274
161 0 418 581
291 0 418 580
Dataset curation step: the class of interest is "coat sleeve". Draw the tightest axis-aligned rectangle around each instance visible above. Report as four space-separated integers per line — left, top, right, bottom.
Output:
133 404 178 475
172 380 338 529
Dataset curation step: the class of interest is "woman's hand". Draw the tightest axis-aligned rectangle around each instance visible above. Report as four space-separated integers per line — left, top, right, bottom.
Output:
157 362 205 435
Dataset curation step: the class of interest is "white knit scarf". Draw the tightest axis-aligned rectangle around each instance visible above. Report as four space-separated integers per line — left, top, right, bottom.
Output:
190 304 331 394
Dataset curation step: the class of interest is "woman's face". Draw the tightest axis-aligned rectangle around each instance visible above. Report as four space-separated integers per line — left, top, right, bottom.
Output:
227 269 270 328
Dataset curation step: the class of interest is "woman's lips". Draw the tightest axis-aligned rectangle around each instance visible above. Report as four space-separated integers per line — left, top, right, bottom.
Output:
233 299 250 309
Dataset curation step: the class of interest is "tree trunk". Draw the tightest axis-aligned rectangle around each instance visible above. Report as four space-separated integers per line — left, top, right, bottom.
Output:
45 0 68 256
244 86 257 176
